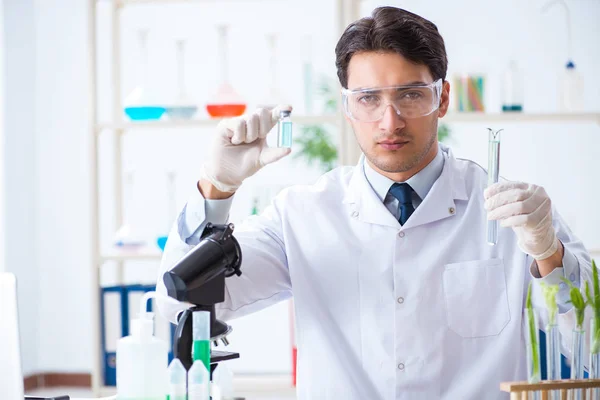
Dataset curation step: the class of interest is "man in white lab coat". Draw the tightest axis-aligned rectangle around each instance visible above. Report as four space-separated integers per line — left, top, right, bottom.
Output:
157 6 593 400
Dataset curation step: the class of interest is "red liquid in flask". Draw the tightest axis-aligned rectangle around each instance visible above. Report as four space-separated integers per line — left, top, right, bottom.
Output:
206 103 247 117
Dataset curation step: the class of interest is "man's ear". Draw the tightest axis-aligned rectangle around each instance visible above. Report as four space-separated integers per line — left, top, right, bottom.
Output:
438 80 451 117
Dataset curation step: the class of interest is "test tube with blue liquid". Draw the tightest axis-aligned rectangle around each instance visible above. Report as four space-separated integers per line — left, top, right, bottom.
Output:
487 128 502 246
278 110 292 148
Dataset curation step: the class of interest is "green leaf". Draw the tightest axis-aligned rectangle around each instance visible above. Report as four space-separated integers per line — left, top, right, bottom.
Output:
562 277 586 329
526 282 540 379
526 280 533 309
540 282 560 326
585 259 600 353
293 125 338 172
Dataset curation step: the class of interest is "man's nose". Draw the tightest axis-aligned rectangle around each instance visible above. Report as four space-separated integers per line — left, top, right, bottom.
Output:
378 104 406 132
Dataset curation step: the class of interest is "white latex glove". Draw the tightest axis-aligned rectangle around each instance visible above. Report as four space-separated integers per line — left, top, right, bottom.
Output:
484 181 560 260
201 105 292 193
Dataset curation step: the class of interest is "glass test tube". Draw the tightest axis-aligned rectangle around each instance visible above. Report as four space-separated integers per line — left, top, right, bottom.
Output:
192 311 211 372
487 128 502 246
278 110 293 148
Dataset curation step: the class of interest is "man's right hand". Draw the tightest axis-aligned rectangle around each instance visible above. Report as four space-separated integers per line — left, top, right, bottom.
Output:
199 105 292 197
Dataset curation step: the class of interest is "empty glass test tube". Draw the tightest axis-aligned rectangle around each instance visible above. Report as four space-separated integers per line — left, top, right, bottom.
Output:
487 128 502 246
278 110 292 148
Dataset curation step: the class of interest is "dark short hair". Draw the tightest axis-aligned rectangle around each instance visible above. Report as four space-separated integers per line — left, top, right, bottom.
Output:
335 6 448 88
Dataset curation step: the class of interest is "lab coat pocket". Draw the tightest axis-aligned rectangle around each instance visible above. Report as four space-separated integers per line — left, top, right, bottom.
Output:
443 258 510 338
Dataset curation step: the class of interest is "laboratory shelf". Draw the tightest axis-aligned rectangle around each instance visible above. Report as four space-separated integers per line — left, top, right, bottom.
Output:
89 0 361 394
95 114 340 133
114 0 220 6
100 248 163 262
443 112 600 125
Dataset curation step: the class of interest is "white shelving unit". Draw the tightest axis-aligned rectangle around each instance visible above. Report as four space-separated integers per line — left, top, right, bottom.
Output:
87 0 600 395
443 112 600 125
88 0 362 395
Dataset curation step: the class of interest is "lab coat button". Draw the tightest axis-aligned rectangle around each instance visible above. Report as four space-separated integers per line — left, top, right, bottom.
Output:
398 232 405 238
449 207 456 215
398 363 405 371
397 297 404 304
351 211 359 218
559 282 567 290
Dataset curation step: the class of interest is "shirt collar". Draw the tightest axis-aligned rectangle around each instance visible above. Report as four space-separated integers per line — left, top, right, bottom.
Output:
363 143 445 202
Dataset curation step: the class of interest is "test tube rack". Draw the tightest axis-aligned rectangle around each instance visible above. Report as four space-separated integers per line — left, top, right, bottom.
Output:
500 379 600 399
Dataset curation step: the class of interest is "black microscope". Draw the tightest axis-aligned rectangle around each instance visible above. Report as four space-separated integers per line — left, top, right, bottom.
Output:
162 223 243 375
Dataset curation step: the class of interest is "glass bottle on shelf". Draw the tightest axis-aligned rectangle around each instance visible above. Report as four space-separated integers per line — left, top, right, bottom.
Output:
165 39 198 120
124 30 166 121
206 25 247 118
114 171 147 248
256 33 286 111
501 60 523 112
156 170 177 251
302 35 314 115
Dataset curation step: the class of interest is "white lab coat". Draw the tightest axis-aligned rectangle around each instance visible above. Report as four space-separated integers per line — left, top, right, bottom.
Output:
157 144 592 400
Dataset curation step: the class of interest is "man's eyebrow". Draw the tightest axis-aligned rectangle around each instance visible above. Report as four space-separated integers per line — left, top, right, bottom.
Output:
350 81 431 91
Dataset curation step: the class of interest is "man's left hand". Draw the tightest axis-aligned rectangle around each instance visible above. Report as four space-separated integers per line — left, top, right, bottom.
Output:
484 181 560 261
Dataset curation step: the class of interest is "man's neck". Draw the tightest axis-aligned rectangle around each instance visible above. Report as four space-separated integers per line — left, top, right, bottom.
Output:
368 144 438 182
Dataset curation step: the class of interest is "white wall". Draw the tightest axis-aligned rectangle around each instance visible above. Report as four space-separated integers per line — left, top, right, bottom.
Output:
0 0 5 273
33 0 93 373
3 0 39 377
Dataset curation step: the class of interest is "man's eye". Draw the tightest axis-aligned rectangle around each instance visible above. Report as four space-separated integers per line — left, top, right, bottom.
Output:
358 95 380 104
401 91 423 100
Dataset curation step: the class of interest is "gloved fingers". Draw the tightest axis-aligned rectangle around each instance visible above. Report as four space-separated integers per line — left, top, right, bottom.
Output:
222 117 247 145
258 108 274 139
484 188 531 211
246 112 261 143
497 197 552 228
259 146 291 166
487 193 541 220
484 181 529 200
488 201 525 221
499 214 528 228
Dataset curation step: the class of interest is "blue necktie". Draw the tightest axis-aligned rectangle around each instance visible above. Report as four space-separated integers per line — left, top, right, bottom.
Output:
389 183 415 225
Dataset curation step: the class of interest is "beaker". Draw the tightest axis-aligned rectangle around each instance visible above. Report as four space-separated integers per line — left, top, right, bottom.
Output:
256 33 286 111
165 39 198 120
156 170 177 251
206 25 247 118
124 30 166 121
114 171 147 248
302 35 314 115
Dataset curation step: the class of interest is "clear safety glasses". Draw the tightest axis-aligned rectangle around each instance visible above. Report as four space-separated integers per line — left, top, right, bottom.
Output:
341 79 443 122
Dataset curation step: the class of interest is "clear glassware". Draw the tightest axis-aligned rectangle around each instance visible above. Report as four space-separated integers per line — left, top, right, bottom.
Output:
524 307 541 400
206 25 246 118
590 318 600 400
165 39 198 120
124 30 166 121
487 128 502 245
569 328 585 400
114 171 146 248
256 33 286 111
546 323 561 400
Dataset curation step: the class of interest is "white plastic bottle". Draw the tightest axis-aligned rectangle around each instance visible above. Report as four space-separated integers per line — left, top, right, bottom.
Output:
559 60 584 112
116 291 168 400
168 358 187 400
188 359 210 400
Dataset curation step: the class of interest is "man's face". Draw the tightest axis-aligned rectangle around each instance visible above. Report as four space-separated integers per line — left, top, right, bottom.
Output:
345 52 450 178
